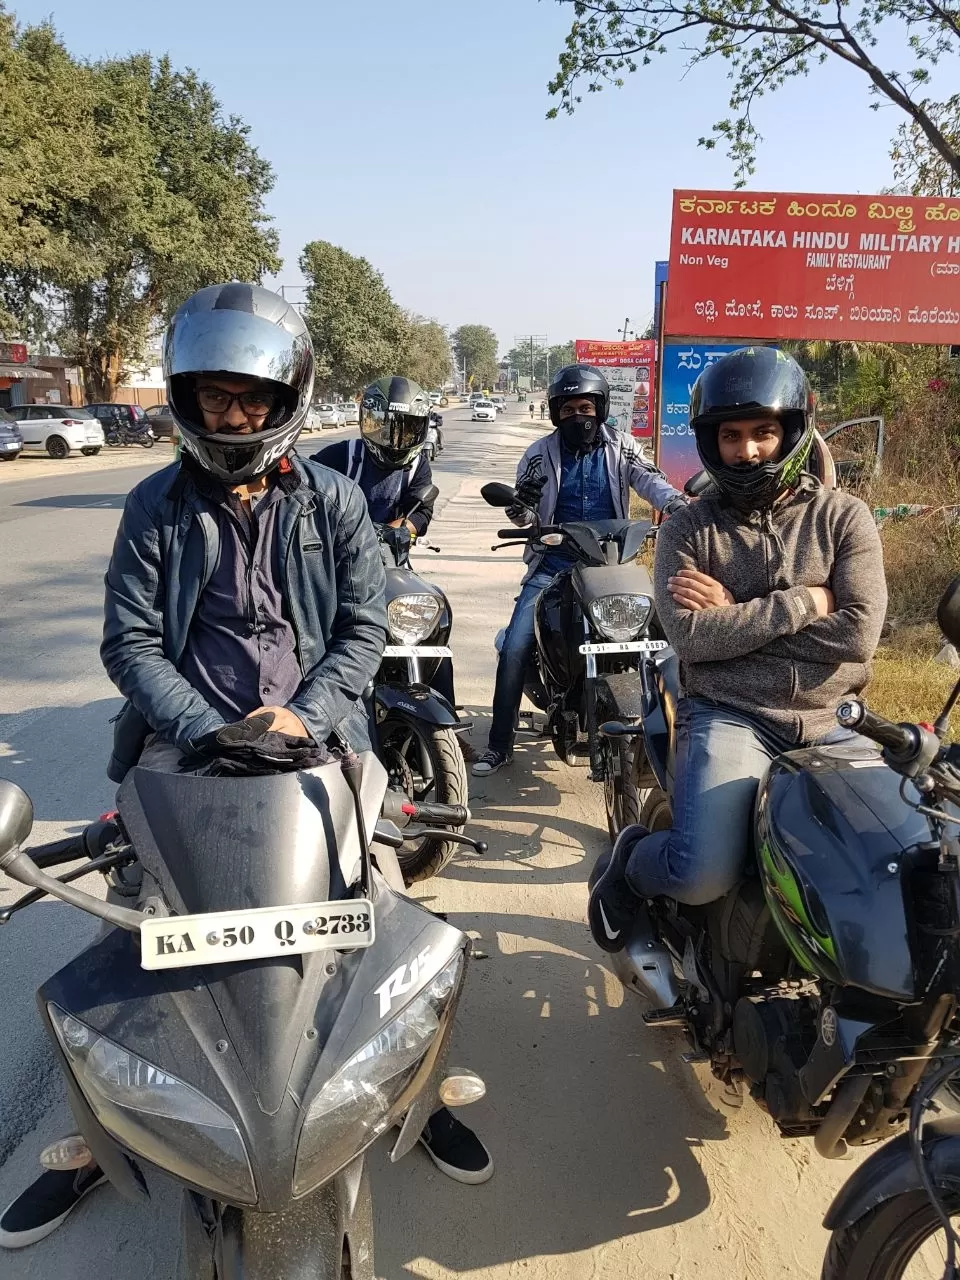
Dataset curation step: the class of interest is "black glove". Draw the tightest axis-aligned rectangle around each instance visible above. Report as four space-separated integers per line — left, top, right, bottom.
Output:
190 714 334 777
515 472 548 512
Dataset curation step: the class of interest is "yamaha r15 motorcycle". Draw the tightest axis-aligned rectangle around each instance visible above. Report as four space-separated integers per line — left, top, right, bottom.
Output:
600 574 960 1280
0 749 487 1279
373 485 470 884
481 480 664 836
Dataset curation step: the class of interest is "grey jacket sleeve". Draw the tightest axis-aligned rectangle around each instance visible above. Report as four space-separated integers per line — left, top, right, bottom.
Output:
626 442 686 514
100 492 226 749
287 484 387 740
654 511 819 663
760 501 886 664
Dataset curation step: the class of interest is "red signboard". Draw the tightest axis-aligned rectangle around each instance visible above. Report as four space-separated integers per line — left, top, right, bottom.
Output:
0 342 28 364
665 189 960 345
574 339 656 437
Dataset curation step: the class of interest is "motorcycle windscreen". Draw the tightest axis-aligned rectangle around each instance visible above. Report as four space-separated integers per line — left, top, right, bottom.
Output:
117 754 388 1112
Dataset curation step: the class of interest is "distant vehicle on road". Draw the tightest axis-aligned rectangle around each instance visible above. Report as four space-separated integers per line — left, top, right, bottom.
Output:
428 391 442 405
472 399 496 422
490 395 506 414
469 392 484 407
315 403 346 429
340 401 360 425
0 407 23 461
12 404 104 458
143 403 178 440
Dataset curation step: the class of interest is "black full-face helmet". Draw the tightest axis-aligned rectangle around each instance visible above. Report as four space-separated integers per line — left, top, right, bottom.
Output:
164 283 314 484
360 376 430 469
689 347 815 511
547 364 610 452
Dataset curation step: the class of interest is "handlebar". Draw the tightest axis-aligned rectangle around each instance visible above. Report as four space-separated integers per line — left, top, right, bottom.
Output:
27 819 120 870
381 792 469 827
836 698 935 772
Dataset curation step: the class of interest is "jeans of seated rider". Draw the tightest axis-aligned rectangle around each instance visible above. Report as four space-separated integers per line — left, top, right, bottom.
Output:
623 698 873 906
488 568 556 755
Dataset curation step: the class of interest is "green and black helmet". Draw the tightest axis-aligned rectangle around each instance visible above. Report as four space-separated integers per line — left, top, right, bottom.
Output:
689 347 815 511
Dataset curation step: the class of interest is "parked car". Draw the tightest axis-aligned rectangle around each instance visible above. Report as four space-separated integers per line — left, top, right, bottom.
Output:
340 400 360 425
490 395 506 414
85 403 149 431
12 404 104 458
143 402 178 440
315 403 346 429
0 408 23 461
472 399 496 422
428 391 442 405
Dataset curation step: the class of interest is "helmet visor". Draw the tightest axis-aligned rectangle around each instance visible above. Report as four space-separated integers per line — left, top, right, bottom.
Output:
361 408 428 457
165 308 312 390
692 349 809 424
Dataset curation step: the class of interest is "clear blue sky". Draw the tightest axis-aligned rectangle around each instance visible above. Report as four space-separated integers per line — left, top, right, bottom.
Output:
14 0 901 353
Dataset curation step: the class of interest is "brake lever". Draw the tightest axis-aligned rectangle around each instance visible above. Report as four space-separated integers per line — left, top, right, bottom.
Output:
0 850 136 925
410 829 488 854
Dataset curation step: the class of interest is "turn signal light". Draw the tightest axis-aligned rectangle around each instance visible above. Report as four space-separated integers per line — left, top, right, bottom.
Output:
40 1136 93 1170
438 1070 486 1107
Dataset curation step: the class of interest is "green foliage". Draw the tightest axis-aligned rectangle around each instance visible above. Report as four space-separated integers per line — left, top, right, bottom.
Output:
892 96 960 196
503 340 575 385
547 0 960 187
300 240 408 395
400 314 452 390
0 10 280 398
452 324 499 387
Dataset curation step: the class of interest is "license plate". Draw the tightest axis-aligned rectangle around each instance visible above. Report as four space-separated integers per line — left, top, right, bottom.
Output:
579 640 669 655
382 645 452 659
140 898 375 971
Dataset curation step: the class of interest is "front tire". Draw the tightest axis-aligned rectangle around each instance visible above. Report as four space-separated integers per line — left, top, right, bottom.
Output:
81 447 101 456
378 717 468 883
822 1190 960 1280
640 785 672 833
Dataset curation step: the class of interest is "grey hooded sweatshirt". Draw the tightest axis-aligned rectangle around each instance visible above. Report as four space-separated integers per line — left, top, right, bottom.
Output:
654 476 887 743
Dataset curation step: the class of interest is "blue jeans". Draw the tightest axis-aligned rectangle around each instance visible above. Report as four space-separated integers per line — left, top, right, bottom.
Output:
625 698 797 906
488 568 555 754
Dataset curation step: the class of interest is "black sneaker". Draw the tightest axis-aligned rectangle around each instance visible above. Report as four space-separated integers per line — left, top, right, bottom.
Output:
587 824 647 953
471 749 512 778
419 1108 494 1184
0 1165 107 1249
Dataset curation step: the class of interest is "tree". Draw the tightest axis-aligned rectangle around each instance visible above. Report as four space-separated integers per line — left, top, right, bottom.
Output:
547 0 960 187
504 339 576 386
452 324 499 388
892 96 960 196
400 314 452 389
300 240 408 394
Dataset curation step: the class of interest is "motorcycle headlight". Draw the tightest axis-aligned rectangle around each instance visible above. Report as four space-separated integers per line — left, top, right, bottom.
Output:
47 1004 254 1203
293 950 463 1196
587 593 653 642
387 594 441 645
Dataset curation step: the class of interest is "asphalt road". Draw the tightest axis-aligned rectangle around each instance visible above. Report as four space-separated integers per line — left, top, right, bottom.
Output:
0 404 866 1280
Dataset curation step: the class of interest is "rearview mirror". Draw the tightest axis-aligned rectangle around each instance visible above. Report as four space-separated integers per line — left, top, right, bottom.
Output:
422 484 440 504
937 575 960 647
684 470 717 498
0 780 33 861
481 482 517 508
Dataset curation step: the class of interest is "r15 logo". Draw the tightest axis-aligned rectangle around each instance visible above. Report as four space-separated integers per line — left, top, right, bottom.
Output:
374 946 432 1018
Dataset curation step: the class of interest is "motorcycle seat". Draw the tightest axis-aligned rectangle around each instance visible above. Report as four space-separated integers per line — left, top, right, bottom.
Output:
573 562 653 605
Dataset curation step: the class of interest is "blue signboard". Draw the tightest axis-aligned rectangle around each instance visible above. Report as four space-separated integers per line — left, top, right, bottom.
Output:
653 261 669 334
659 342 741 487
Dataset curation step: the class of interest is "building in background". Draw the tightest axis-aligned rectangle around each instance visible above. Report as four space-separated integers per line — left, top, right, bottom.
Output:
0 342 58 409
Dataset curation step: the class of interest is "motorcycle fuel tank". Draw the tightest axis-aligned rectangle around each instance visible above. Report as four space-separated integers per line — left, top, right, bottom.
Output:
756 740 933 1002
534 570 583 693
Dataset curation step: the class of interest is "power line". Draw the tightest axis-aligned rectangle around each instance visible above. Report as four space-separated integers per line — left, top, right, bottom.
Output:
514 333 547 389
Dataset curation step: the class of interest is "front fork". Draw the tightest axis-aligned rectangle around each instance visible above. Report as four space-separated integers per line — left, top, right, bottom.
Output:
584 616 603 780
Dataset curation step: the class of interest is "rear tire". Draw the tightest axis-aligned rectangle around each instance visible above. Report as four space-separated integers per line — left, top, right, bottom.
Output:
822 1189 960 1280
46 435 69 459
640 785 672 833
81 447 101 456
378 717 469 883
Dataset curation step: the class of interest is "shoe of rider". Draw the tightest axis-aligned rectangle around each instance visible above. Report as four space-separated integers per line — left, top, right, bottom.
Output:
0 1161 107 1249
471 747 512 777
480 364 686 771
587 824 648 952
419 1106 494 1184
599 346 887 918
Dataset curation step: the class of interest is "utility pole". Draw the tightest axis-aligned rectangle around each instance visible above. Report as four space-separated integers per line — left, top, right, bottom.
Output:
620 317 632 341
514 333 547 392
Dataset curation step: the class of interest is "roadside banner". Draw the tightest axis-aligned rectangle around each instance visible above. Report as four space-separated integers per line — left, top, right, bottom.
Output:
659 342 742 488
666 189 960 344
574 338 656 437
653 261 669 333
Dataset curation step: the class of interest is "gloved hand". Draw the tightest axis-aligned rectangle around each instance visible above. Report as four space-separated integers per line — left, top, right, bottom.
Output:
506 472 547 524
190 714 333 777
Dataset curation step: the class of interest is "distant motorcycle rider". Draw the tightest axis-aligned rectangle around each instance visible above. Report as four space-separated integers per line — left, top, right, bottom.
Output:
472 364 686 777
312 376 436 537
588 347 887 952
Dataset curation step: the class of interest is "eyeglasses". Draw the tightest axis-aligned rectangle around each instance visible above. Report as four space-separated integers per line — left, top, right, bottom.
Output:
196 386 277 415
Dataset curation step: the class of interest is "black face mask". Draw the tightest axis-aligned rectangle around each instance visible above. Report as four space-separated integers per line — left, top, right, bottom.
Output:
558 414 600 454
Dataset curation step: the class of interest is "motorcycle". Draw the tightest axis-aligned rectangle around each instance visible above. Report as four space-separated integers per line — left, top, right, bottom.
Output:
424 412 443 462
373 485 471 884
481 480 664 836
106 422 155 449
0 748 487 1279
600 573 960 1280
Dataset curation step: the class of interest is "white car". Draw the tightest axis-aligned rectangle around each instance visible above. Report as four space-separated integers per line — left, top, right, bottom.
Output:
315 403 346 429
12 404 105 458
490 396 506 414
472 399 496 422
340 401 360 425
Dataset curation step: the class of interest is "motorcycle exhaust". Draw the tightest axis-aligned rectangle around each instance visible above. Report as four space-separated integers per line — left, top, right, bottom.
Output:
814 1074 871 1159
609 908 681 1009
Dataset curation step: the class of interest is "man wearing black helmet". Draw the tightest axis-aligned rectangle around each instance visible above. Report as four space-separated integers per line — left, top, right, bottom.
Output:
472 364 686 777
588 347 887 953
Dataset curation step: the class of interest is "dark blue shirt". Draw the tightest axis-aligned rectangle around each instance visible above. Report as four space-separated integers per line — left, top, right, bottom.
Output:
179 472 304 724
541 443 616 575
